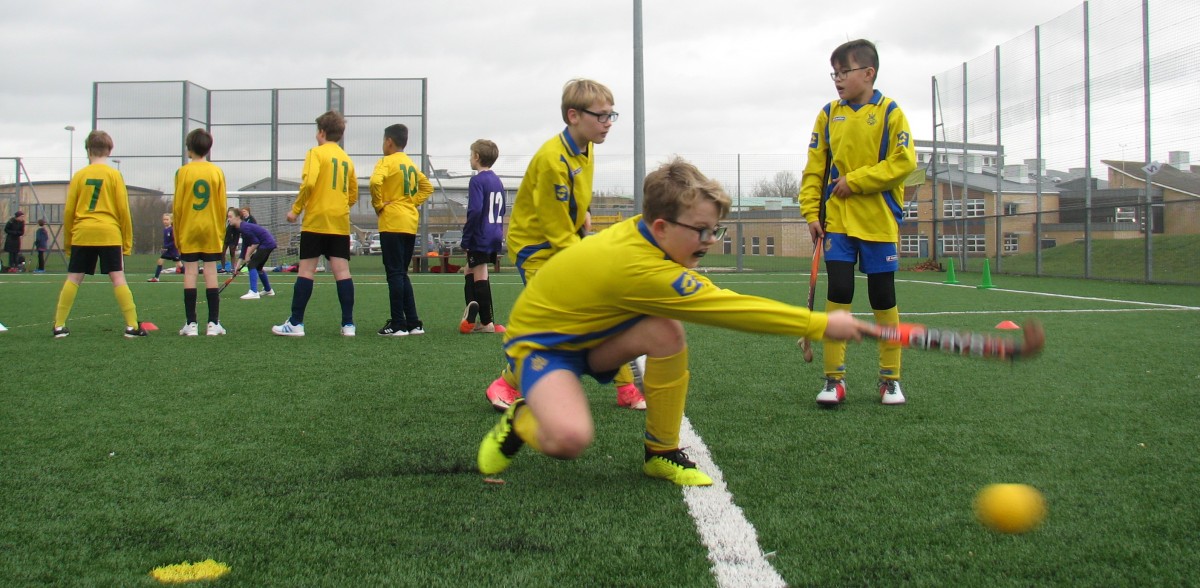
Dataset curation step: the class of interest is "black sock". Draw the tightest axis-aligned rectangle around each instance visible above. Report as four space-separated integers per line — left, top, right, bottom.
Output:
464 274 477 322
475 279 494 325
184 288 197 324
206 288 220 324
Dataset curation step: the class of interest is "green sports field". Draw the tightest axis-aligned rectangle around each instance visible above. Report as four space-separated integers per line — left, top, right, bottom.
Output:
2 265 1198 586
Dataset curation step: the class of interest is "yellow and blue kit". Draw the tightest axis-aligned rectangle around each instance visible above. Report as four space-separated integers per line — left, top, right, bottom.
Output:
293 142 358 235
799 90 917 243
502 215 829 387
506 128 593 280
172 160 228 255
64 163 133 255
370 151 433 234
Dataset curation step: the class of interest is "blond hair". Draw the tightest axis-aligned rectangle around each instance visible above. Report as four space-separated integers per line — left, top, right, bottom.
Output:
561 79 613 124
642 157 731 222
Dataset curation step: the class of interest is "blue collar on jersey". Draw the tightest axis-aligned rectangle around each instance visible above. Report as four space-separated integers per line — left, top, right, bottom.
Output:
560 127 585 156
636 218 669 258
838 89 883 107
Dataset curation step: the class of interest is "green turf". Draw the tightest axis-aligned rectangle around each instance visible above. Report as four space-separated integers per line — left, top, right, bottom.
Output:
1 269 1198 586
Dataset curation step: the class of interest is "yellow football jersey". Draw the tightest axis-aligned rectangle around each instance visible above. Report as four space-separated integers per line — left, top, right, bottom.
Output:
172 160 228 255
503 216 828 363
799 91 916 243
64 163 133 255
293 142 358 235
370 151 433 234
506 129 594 274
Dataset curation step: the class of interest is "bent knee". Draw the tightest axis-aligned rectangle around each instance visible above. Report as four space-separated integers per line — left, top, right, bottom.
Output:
541 426 594 459
641 317 686 354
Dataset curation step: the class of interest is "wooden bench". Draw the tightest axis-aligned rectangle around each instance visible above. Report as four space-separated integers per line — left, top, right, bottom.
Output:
410 253 502 273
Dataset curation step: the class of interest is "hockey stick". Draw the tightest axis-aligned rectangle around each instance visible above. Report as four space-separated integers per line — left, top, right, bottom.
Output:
863 320 1044 361
798 236 823 363
217 261 245 294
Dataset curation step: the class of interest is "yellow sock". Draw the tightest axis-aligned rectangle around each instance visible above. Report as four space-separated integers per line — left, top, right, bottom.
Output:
874 306 901 380
614 363 634 386
643 346 690 453
823 301 853 378
113 284 138 328
54 281 79 327
512 403 542 453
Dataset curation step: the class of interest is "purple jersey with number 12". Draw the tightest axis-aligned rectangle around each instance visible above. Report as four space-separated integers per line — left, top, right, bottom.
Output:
462 170 506 254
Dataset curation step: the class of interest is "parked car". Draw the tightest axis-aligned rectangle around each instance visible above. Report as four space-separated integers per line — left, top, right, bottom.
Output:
349 234 361 256
367 232 382 255
440 230 463 253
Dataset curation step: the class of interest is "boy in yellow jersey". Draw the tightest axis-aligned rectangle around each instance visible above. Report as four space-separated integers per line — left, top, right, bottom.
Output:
486 79 646 412
478 158 873 486
370 123 433 336
799 39 917 406
272 110 359 337
173 129 229 336
52 130 147 338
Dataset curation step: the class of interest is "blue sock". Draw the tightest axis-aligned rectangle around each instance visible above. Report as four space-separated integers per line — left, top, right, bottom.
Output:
259 270 272 292
336 278 354 326
249 268 259 292
290 277 314 324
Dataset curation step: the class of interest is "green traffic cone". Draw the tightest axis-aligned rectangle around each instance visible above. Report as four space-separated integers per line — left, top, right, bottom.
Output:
944 257 959 284
978 258 995 289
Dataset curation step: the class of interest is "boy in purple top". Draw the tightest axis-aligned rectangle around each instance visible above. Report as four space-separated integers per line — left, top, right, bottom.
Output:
228 210 277 300
458 139 507 334
148 213 183 282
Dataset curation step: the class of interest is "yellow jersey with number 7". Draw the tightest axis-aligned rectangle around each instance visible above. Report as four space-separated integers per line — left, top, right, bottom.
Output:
64 163 133 255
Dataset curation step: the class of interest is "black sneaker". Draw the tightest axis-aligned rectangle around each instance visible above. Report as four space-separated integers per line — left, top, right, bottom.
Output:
377 321 409 336
53 326 70 338
124 326 149 338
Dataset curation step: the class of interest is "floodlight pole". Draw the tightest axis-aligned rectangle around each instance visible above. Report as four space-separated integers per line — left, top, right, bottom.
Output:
633 0 646 212
65 125 75 178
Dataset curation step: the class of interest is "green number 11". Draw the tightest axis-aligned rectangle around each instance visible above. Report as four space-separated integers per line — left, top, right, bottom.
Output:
331 158 350 192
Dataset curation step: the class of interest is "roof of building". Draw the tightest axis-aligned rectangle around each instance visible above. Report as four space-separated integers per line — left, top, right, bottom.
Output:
1101 160 1200 198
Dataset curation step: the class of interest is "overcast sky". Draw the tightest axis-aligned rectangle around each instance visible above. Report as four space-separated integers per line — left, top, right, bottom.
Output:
1 0 1090 183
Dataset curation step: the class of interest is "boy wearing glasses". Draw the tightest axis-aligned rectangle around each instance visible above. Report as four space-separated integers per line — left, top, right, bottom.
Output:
799 39 917 406
485 79 646 413
478 158 871 486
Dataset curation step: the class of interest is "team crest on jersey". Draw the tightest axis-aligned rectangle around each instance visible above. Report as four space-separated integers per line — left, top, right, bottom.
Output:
530 354 549 372
867 113 877 126
554 185 569 201
897 131 910 148
671 271 703 297
809 132 819 149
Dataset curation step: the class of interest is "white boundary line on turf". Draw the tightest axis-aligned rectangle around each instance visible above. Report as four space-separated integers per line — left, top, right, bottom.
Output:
896 307 1197 317
679 416 786 588
899 279 1200 310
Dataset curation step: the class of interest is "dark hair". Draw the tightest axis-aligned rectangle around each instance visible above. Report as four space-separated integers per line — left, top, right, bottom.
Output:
831 39 879 72
471 139 499 168
384 124 409 150
186 128 213 157
316 111 346 142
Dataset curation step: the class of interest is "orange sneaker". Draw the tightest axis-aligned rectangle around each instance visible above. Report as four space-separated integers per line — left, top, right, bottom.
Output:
459 301 478 334
616 383 646 410
472 323 507 334
459 320 475 334
486 376 521 412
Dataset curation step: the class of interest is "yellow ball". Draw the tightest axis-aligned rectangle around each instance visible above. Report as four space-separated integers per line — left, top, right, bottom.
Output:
974 483 1046 534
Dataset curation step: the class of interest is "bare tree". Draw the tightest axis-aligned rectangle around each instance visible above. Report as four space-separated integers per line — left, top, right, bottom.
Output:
751 170 801 202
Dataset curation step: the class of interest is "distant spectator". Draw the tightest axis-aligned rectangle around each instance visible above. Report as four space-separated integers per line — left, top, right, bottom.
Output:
34 218 49 273
4 210 25 271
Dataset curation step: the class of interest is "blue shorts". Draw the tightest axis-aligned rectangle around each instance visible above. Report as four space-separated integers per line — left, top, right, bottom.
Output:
512 348 619 400
825 232 899 274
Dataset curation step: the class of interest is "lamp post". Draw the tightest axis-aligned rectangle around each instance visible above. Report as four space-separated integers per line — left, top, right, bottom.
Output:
65 125 76 178
112 159 121 172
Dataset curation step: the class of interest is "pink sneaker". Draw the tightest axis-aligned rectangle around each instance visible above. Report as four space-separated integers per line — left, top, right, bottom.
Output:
616 383 647 410
486 376 521 412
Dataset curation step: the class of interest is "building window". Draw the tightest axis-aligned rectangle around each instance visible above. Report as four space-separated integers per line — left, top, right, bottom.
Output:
27 204 65 224
966 199 985 218
966 234 986 253
766 236 775 256
1003 233 1019 253
723 234 732 254
1004 203 1019 216
900 235 922 255
939 235 962 254
751 236 760 255
943 200 963 219
903 201 919 220
1115 207 1136 223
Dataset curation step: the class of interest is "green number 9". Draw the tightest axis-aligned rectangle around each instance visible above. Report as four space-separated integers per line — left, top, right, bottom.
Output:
192 180 211 211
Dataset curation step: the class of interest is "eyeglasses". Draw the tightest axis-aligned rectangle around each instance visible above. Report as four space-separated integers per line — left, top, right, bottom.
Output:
829 66 870 81
580 108 619 123
666 219 727 243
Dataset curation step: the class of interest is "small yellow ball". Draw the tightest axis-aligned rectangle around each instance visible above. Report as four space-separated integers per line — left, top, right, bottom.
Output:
974 483 1046 534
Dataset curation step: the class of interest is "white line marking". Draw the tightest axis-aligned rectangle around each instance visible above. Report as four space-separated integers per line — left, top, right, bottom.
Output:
898 279 1200 310
679 416 786 588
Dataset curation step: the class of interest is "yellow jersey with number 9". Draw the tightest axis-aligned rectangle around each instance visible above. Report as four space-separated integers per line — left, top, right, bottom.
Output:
293 142 358 235
64 163 133 255
173 160 228 255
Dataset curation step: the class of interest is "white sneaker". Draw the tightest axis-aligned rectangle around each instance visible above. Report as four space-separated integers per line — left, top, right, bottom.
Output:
816 377 846 405
206 322 227 336
240 290 260 300
263 289 275 297
879 379 906 405
179 322 198 337
341 324 357 337
272 320 305 337
408 326 425 335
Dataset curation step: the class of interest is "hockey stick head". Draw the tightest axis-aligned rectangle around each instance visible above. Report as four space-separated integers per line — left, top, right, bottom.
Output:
1016 320 1045 359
